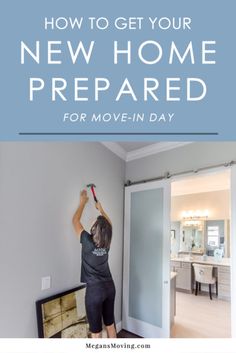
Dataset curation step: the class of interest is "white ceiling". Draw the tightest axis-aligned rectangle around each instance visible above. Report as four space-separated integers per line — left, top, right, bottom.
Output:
101 142 192 161
116 141 156 152
171 169 230 196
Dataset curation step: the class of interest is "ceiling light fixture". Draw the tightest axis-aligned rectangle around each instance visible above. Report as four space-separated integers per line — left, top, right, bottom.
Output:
181 209 209 220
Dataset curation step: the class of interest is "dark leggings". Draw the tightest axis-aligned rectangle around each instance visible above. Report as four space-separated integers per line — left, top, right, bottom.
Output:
85 280 116 333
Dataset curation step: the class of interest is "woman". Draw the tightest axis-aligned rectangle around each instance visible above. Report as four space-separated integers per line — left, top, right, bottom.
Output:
72 189 116 338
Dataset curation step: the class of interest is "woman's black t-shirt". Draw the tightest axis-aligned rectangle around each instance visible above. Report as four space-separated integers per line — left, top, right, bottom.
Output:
80 230 112 284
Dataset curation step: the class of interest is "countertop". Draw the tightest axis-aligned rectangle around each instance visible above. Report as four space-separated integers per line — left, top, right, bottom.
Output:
171 256 231 267
171 271 177 280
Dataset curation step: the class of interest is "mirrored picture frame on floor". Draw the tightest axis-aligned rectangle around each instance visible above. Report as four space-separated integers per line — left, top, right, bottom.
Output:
36 285 88 338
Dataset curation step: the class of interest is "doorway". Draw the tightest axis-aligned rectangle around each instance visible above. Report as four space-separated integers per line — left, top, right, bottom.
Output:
170 168 231 338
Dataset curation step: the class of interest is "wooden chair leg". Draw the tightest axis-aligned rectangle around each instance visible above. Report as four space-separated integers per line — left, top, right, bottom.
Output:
195 281 198 296
199 283 201 292
209 284 212 300
216 281 218 297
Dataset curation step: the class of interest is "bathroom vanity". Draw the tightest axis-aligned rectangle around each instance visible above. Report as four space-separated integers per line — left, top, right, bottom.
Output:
171 256 231 300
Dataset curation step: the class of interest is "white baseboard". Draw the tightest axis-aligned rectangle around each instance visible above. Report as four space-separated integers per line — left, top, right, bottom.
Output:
116 321 122 333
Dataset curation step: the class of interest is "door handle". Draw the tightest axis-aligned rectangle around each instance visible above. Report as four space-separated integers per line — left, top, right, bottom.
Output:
164 280 169 284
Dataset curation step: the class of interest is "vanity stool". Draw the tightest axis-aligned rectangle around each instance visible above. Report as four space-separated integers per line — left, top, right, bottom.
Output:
193 263 218 300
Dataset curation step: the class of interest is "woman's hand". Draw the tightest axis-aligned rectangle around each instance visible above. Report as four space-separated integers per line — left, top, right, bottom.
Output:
80 189 89 205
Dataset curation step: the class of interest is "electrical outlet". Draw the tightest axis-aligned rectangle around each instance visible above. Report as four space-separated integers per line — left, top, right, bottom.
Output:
41 276 51 290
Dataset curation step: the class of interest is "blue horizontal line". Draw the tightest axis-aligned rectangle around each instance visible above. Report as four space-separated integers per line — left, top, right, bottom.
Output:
19 132 219 136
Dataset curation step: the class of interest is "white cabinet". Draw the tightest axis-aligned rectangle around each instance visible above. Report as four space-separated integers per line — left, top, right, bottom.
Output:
171 261 192 292
218 266 231 300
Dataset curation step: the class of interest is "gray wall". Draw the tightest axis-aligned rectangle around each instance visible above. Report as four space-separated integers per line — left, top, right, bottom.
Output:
0 142 125 338
126 142 236 183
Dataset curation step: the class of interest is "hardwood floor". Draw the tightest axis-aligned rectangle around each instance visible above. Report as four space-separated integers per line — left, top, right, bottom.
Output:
111 291 230 339
117 330 141 338
171 291 231 338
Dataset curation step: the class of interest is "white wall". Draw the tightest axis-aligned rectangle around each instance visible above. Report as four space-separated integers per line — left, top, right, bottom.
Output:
171 190 230 221
231 165 236 337
0 142 125 338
